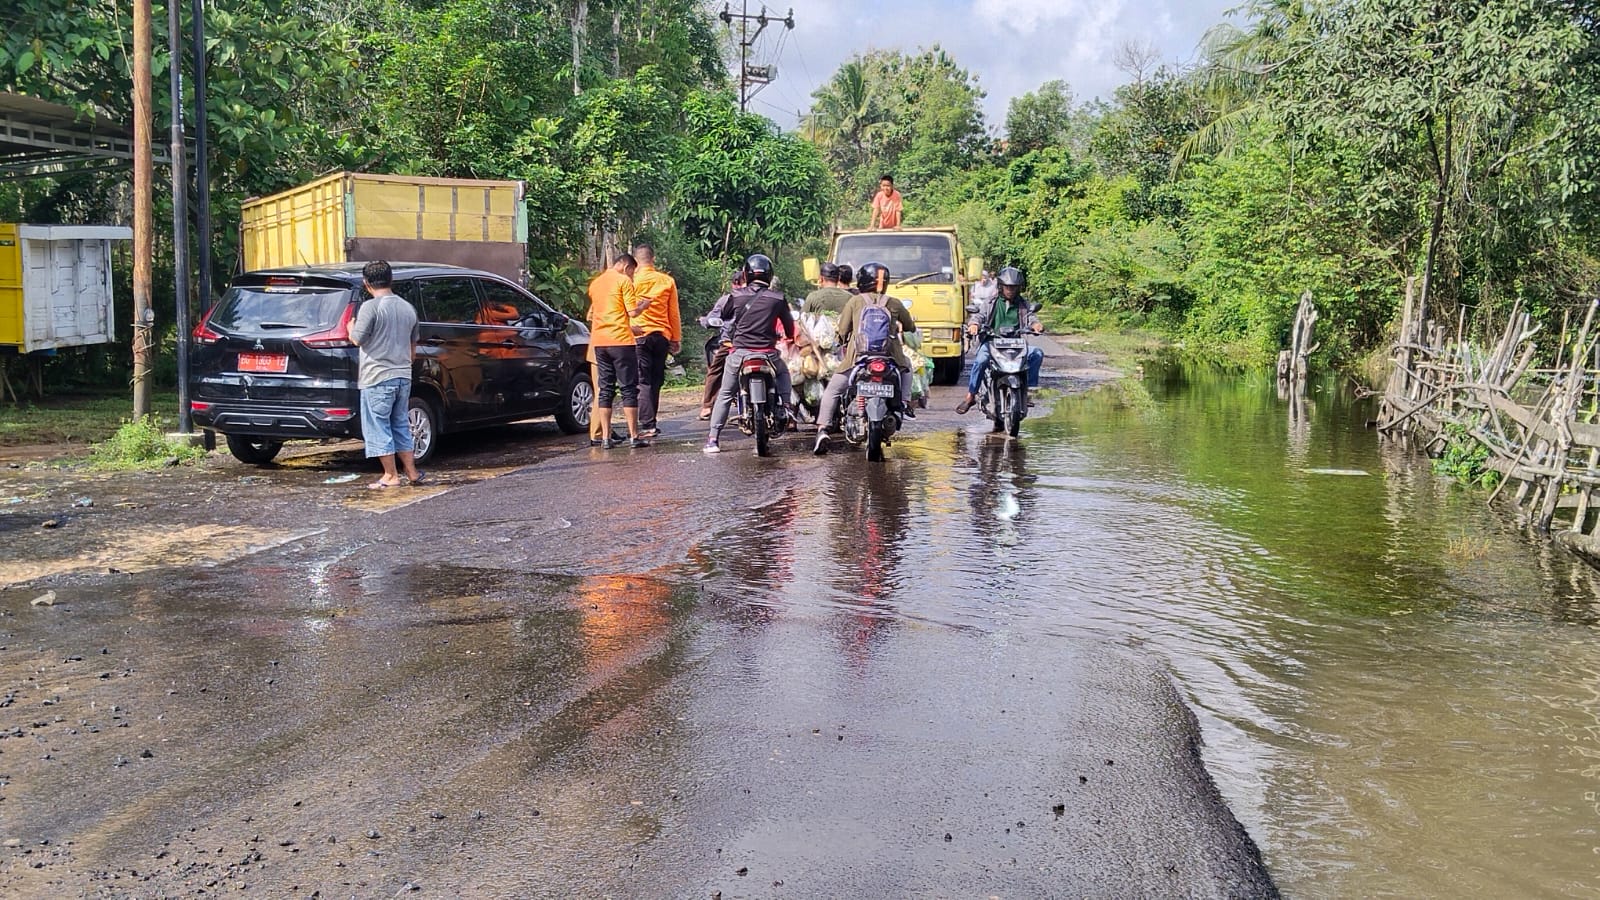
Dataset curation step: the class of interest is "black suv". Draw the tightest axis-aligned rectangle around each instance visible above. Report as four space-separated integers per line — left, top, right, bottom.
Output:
190 263 592 464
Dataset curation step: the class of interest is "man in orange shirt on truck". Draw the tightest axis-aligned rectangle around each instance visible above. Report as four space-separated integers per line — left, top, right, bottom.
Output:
869 174 903 229
586 254 650 449
628 242 681 439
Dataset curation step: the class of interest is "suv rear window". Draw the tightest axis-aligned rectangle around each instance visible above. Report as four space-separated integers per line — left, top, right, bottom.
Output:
209 285 354 337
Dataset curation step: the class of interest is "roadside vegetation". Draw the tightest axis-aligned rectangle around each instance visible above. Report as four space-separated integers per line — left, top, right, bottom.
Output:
86 414 207 470
0 390 178 450
4 0 1600 394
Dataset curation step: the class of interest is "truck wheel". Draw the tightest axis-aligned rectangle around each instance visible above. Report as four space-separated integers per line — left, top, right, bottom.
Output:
556 372 593 435
225 434 283 465
933 356 964 386
408 395 439 465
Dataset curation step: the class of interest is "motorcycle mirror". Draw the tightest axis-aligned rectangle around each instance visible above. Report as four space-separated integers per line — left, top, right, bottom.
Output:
965 303 978 313
705 316 724 328
1029 302 1042 313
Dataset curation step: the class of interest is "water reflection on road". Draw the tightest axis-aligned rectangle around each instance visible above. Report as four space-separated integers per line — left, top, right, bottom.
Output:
705 363 1600 897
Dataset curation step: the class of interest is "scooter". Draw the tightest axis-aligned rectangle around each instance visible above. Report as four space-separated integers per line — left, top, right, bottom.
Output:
838 353 904 462
976 329 1031 438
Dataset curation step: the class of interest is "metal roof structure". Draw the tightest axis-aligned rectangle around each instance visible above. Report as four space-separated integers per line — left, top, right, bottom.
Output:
0 91 167 181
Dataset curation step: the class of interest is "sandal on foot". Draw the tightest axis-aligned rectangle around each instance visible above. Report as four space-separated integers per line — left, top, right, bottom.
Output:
367 479 402 490
955 398 974 414
409 472 432 486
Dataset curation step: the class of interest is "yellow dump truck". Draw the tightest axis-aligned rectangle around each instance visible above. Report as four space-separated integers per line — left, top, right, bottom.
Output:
806 227 981 384
240 172 529 284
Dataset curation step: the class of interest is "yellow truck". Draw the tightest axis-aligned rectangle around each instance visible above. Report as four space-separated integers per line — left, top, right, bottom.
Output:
239 171 529 284
805 227 981 384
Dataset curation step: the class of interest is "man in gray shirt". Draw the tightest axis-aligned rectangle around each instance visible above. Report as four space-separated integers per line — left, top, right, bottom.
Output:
349 260 424 488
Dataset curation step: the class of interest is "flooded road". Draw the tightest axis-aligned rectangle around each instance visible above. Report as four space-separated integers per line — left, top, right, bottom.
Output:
5 353 1596 895
1029 364 1600 896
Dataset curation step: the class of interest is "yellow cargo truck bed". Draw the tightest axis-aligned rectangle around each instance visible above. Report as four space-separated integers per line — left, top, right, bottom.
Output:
240 172 529 283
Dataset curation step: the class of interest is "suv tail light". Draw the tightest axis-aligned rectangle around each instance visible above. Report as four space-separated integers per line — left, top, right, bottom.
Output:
193 307 222 345
302 303 356 348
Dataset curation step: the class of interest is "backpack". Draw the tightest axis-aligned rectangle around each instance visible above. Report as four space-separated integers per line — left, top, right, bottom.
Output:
858 296 893 354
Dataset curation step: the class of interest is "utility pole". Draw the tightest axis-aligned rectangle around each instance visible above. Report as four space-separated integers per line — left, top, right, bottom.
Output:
170 0 192 433
191 0 213 313
718 2 793 112
132 0 154 419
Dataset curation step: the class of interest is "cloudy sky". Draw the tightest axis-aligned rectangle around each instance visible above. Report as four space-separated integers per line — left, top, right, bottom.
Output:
730 0 1245 130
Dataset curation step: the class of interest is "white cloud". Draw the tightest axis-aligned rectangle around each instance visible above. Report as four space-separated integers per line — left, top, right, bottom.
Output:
750 0 1241 130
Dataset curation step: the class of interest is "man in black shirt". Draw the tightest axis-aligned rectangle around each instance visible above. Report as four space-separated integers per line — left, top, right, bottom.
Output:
703 254 795 454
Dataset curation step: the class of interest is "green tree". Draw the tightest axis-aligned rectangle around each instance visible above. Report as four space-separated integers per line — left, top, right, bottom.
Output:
1242 0 1600 324
1005 79 1078 156
670 90 834 260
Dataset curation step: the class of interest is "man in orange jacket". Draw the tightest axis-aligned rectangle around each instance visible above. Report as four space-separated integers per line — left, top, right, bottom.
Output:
629 242 681 438
586 254 650 449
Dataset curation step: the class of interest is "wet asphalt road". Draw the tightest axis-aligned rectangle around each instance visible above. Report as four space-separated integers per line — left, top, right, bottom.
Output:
0 340 1276 897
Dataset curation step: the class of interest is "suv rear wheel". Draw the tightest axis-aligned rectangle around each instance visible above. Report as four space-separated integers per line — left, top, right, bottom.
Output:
226 434 284 465
408 395 440 464
555 372 593 435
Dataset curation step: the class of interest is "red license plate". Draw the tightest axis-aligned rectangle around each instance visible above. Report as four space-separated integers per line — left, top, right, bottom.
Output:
237 352 288 373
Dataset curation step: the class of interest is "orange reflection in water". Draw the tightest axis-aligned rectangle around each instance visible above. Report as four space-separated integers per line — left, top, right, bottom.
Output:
574 574 674 675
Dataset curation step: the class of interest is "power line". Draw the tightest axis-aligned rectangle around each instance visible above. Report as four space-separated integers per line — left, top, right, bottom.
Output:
719 2 794 111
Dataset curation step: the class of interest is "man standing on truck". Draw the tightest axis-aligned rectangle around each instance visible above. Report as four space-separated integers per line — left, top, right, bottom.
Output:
586 254 650 449
869 174 903 230
349 260 425 489
629 242 681 439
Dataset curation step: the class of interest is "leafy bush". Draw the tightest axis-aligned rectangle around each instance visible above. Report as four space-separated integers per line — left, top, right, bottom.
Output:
1431 424 1501 489
88 416 208 470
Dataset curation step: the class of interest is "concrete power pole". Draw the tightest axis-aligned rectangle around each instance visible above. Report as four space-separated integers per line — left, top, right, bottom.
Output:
718 2 793 112
131 0 155 419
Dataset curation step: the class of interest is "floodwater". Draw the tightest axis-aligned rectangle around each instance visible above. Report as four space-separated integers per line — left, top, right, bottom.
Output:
733 361 1600 896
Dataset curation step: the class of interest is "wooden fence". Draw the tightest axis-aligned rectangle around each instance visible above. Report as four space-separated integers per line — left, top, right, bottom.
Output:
1377 278 1600 560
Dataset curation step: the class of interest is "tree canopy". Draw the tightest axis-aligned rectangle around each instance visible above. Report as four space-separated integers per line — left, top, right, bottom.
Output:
7 0 1600 386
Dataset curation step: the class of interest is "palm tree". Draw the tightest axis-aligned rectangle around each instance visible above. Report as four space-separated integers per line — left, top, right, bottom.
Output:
802 60 885 168
1173 0 1315 175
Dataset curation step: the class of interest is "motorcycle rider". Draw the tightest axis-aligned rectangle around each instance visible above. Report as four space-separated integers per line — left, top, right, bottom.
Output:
956 265 1044 415
703 253 796 454
698 267 744 420
803 262 854 315
813 262 918 455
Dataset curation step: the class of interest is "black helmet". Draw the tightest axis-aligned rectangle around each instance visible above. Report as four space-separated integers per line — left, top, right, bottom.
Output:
997 266 1026 289
835 263 853 288
857 261 890 294
742 253 775 286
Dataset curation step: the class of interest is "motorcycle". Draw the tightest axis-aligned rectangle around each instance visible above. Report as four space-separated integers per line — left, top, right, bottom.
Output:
838 352 904 462
734 353 785 456
706 316 784 456
976 329 1031 438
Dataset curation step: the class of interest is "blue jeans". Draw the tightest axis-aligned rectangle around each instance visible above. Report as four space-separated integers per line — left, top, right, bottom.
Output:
360 377 414 458
968 342 1044 394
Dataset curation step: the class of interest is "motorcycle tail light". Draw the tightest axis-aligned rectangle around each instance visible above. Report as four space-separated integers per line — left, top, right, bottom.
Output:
741 359 769 371
867 358 887 374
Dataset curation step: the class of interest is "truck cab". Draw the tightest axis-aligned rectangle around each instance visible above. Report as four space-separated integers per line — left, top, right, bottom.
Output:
806 227 980 384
